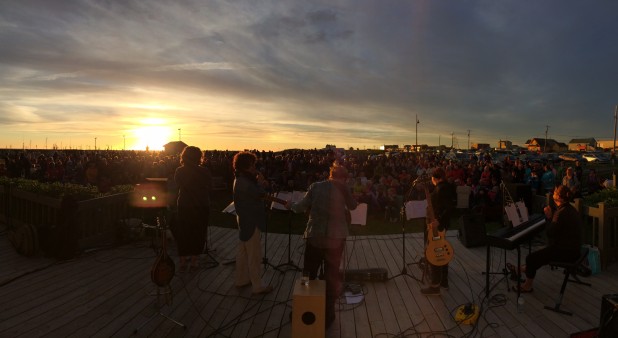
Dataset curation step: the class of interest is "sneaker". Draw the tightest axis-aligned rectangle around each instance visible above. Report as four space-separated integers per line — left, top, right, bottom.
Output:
440 281 449 290
420 286 440 296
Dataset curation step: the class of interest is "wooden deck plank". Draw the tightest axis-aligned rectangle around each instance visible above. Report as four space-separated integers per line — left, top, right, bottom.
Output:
1 224 617 338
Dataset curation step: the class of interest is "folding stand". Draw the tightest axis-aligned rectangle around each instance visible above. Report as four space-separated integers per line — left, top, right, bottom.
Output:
134 214 185 334
275 210 301 271
133 285 186 334
201 225 219 270
389 203 421 282
263 212 281 272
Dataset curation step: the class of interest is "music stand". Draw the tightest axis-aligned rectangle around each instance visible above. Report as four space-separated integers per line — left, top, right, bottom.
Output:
273 191 301 271
389 184 422 282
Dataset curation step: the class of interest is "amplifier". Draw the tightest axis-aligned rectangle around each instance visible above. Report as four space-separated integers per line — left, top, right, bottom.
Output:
599 294 618 338
342 268 388 282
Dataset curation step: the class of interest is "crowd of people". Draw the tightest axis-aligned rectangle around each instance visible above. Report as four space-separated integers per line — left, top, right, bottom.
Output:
0 148 609 215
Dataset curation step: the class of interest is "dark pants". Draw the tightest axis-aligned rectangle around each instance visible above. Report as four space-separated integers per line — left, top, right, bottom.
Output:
303 238 345 321
525 246 579 279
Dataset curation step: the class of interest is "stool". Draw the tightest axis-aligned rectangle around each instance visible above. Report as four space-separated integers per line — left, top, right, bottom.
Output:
544 247 592 315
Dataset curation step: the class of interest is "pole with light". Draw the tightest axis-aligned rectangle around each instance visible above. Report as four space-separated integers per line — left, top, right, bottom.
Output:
415 114 419 152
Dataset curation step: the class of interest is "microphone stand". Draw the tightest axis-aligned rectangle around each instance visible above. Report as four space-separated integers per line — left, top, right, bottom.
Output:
275 190 301 271
389 177 422 282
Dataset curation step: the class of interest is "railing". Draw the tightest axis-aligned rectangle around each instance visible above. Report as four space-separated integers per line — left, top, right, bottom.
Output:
578 201 618 269
0 183 132 257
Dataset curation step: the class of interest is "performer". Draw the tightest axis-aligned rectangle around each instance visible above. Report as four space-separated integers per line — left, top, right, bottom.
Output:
286 162 358 329
233 151 273 295
421 167 455 295
509 185 582 292
174 146 212 273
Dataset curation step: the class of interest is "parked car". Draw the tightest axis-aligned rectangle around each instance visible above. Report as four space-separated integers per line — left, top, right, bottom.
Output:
582 152 610 163
559 153 583 162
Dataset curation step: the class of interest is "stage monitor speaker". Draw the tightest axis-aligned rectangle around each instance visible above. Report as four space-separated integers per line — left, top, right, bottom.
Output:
292 279 325 338
599 294 618 338
458 213 487 248
342 268 388 282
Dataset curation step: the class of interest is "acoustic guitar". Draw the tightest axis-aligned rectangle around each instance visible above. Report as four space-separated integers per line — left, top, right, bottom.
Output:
422 182 454 266
150 216 175 287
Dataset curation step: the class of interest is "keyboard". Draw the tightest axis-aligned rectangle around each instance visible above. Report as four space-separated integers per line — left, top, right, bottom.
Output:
486 214 546 250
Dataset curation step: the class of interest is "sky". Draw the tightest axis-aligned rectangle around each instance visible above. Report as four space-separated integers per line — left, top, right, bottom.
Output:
2 1 618 152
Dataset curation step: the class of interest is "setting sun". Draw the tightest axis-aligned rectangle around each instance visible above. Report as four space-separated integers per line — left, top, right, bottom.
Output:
132 119 173 151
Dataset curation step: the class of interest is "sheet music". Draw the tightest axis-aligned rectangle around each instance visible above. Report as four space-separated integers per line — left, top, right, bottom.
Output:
505 201 529 227
271 190 306 210
405 200 428 220
350 203 368 225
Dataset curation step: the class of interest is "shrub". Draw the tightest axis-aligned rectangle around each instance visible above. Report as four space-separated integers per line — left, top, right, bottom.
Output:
0 177 134 201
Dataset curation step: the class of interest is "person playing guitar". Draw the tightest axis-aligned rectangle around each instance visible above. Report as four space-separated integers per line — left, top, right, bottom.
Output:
420 167 456 296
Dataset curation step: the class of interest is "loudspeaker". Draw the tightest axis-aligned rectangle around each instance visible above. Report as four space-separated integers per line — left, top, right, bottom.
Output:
458 213 487 248
292 279 325 338
599 294 618 338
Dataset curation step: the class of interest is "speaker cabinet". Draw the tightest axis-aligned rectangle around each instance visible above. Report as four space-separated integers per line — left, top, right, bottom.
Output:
292 279 325 338
458 213 487 248
599 294 618 338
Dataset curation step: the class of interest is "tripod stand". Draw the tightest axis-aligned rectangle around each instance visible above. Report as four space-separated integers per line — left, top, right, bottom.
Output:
389 201 422 281
263 208 281 272
275 208 301 271
134 212 185 334
201 221 219 270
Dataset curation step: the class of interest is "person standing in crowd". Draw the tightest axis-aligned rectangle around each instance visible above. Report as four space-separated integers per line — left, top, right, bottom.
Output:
562 166 580 198
421 167 456 296
286 163 358 329
174 146 212 273
508 185 582 292
233 151 273 295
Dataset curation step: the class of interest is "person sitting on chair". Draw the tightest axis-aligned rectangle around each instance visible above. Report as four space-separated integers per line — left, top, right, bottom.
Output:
509 185 582 292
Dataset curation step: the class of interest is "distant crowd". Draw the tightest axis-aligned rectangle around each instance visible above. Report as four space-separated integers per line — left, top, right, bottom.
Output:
0 148 609 219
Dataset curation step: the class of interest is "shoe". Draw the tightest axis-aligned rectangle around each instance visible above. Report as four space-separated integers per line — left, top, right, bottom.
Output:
506 263 520 281
420 286 440 296
235 282 252 289
252 285 274 295
440 281 449 290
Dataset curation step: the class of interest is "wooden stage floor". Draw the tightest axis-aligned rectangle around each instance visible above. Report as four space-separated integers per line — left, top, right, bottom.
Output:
1 224 616 338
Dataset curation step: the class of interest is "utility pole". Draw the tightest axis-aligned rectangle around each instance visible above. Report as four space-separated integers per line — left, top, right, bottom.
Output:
612 104 618 188
544 125 549 153
94 137 97 150
123 135 126 150
415 114 419 152
451 132 454 149
178 128 181 141
467 130 471 150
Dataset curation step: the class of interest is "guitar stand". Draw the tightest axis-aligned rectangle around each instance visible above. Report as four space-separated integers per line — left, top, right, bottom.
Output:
262 220 281 273
389 205 421 282
275 210 301 272
133 285 186 334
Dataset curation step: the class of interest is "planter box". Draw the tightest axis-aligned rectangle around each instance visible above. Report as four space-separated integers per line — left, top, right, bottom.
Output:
0 184 132 258
580 201 618 269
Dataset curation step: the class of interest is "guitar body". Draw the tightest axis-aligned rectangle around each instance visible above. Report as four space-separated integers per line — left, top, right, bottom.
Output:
425 228 454 266
421 182 454 267
151 252 175 287
150 216 175 287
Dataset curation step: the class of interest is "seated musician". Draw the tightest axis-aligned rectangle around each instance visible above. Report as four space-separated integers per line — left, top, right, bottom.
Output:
509 185 582 292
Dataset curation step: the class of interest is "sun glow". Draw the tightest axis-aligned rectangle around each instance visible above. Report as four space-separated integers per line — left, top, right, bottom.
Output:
132 119 173 151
